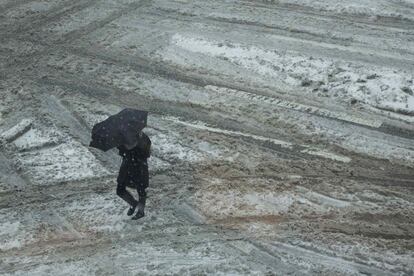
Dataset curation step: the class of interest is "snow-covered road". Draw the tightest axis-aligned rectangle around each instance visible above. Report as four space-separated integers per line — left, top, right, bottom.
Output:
1 0 414 275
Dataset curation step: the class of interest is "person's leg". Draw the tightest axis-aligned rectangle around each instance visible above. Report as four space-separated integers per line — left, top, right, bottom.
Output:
117 164 138 213
132 164 148 220
131 188 146 220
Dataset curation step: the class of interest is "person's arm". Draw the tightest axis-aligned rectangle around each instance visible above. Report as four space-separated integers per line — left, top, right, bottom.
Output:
142 134 151 159
117 146 127 157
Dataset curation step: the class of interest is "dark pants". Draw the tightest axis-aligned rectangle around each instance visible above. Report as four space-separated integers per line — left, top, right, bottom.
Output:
116 159 149 206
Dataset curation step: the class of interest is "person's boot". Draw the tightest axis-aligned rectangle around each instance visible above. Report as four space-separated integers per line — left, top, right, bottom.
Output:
127 201 138 216
132 196 146 220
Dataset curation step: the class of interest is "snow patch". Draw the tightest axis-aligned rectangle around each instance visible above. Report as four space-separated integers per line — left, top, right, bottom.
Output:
13 128 59 150
196 190 324 219
0 118 33 142
301 148 351 163
0 221 23 250
148 156 170 171
64 194 129 233
17 141 109 184
277 0 414 20
164 116 352 163
167 34 414 115
163 116 293 149
151 131 207 162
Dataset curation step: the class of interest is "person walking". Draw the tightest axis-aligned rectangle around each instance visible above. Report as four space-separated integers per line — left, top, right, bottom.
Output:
116 131 151 220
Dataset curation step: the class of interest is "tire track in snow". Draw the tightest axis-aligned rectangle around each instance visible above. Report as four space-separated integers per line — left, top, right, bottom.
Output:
0 0 36 14
36 76 325 162
0 0 100 37
148 2 414 64
31 52 414 167
241 0 414 31
265 241 390 275
162 115 351 163
49 0 153 44
204 85 383 129
63 45 414 137
62 47 394 129
151 5 414 55
36 62 414 167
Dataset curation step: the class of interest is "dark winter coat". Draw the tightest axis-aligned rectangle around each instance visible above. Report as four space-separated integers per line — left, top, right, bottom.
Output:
116 132 151 189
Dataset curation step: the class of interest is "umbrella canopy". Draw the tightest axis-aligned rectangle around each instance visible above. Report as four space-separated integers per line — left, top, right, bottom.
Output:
89 108 148 151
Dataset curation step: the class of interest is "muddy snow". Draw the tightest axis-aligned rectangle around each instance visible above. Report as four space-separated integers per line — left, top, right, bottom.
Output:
1 0 414 275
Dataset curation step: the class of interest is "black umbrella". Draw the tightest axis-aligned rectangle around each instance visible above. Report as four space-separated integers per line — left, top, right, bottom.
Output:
89 108 148 151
